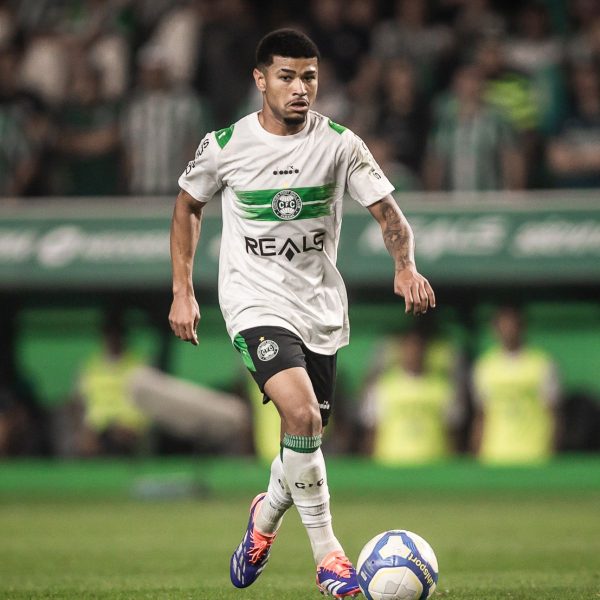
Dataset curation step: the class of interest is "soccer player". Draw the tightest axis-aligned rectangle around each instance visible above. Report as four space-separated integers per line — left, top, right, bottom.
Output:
169 29 435 598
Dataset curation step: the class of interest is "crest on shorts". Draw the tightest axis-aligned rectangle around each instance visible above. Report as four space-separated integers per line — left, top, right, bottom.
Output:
272 189 302 220
257 339 279 361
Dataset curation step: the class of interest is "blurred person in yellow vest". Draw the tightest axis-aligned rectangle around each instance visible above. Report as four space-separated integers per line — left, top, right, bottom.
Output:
471 306 561 464
358 329 462 465
76 314 150 456
245 372 281 462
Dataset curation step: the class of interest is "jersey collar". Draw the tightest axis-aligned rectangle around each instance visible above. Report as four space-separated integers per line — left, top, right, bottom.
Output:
249 111 311 147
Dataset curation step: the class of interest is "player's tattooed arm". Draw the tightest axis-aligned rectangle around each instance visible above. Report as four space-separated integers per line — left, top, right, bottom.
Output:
169 189 205 345
378 198 416 271
367 195 436 315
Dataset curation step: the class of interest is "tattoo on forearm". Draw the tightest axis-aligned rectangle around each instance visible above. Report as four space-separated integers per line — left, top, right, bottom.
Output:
381 202 415 271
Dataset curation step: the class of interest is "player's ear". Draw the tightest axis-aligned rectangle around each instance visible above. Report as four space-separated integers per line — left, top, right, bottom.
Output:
253 67 266 93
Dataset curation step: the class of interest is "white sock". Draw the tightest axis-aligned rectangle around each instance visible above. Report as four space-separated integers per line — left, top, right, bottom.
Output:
281 436 343 564
254 454 293 535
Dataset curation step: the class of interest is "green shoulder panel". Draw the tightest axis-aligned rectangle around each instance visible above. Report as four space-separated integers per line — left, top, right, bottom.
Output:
214 124 235 149
328 119 347 135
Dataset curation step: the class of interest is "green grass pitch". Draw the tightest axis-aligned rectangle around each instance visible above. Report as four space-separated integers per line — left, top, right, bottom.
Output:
0 458 599 599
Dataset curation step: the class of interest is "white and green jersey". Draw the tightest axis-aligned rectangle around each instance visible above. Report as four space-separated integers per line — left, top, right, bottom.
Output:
178 110 394 354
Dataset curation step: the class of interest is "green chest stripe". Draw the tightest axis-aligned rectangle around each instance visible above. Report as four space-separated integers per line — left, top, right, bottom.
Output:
234 183 336 221
236 183 336 205
242 202 331 221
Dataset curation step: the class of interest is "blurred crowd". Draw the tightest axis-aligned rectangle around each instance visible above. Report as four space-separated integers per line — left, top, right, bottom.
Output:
2 0 600 197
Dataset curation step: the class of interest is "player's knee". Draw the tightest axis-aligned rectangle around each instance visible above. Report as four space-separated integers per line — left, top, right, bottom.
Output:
284 401 322 435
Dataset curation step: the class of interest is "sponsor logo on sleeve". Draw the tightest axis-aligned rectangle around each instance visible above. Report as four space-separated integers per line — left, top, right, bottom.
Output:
185 137 210 175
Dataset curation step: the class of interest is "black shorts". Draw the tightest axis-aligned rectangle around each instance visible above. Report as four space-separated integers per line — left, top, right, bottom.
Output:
233 326 337 426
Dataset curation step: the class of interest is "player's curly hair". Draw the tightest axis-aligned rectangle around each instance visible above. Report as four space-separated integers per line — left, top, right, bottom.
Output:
255 28 320 68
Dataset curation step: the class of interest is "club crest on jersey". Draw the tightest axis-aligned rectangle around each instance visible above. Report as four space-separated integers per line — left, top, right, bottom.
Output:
272 189 302 220
257 339 279 361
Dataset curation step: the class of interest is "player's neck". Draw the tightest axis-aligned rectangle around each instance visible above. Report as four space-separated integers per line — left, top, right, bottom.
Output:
258 107 307 136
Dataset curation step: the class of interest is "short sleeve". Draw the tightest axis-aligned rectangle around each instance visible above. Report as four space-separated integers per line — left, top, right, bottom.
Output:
345 132 395 207
178 132 221 202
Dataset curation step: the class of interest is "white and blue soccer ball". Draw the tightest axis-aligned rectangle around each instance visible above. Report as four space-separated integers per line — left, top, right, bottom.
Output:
356 530 439 600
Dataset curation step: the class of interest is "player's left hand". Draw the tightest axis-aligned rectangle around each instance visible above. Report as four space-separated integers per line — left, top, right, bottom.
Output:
394 266 436 315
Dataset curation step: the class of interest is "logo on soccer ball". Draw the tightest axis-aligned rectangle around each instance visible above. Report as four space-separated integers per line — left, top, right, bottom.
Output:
272 189 302 220
257 339 279 361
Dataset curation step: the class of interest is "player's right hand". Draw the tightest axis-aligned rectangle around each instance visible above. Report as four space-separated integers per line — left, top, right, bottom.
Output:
169 294 200 345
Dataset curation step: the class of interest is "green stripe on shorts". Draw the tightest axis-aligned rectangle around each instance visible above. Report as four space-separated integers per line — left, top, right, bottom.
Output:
233 333 256 372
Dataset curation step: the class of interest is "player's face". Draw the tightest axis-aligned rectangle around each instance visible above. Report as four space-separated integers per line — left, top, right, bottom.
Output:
254 56 318 130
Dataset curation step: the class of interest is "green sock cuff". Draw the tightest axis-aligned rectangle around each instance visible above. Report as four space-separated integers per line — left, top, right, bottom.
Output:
281 433 322 453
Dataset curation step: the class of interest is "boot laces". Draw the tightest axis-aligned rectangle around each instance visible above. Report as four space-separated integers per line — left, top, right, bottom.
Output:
248 529 274 565
323 552 353 578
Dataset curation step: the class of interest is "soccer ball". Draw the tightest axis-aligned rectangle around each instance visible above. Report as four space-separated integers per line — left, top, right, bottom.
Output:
356 530 439 600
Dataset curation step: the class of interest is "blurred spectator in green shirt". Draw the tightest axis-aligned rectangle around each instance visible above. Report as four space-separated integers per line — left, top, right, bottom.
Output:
547 63 600 188
375 59 429 184
0 48 37 197
54 58 121 196
121 45 209 196
424 64 525 191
